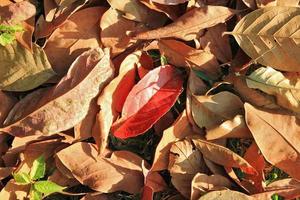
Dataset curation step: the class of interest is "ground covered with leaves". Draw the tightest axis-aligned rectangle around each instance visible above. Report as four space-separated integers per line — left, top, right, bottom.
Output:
1 0 300 199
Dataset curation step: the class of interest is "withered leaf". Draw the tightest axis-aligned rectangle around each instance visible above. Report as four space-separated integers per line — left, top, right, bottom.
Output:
1 48 114 137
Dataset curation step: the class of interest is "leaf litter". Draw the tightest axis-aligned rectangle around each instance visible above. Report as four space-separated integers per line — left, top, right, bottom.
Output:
1 0 300 200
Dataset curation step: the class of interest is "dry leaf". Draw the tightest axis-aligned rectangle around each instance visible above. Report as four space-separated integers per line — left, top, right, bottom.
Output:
191 173 232 200
191 91 244 129
0 91 17 126
169 140 207 198
133 6 235 41
245 103 300 180
0 180 30 200
1 48 114 137
0 41 55 91
158 39 221 80
100 8 147 57
152 111 195 171
44 7 106 75
246 66 300 113
200 23 232 63
199 190 255 200
56 142 144 193
151 0 189 5
231 6 300 72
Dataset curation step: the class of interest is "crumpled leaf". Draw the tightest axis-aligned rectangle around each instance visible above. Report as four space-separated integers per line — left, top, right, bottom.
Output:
100 8 147 57
56 142 144 193
133 6 235 41
44 7 106 75
1 48 114 137
191 173 232 200
0 41 55 91
151 0 189 5
245 103 300 180
112 65 183 139
158 39 221 80
169 140 207 198
230 6 300 72
246 66 300 113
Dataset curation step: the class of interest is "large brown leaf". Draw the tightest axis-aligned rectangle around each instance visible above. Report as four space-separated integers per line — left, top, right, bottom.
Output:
44 7 106 75
1 48 114 137
245 103 300 180
56 142 144 193
133 6 235 41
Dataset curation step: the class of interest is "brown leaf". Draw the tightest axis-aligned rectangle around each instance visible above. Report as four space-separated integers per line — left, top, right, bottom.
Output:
133 6 235 41
0 91 17 126
100 8 147 57
191 173 232 200
152 111 195 171
191 91 244 129
151 0 189 5
92 51 140 154
1 48 114 137
245 103 300 180
158 39 221 80
56 142 144 193
191 136 257 174
0 180 30 200
200 23 232 63
169 140 207 198
199 190 255 200
44 7 106 75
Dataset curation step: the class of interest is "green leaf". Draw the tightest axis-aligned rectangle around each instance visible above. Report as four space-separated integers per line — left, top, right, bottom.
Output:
34 181 66 196
30 155 46 180
0 32 14 46
30 187 43 200
13 172 31 185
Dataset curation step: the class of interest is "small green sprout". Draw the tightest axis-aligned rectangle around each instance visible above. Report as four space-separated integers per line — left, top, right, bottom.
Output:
0 24 23 46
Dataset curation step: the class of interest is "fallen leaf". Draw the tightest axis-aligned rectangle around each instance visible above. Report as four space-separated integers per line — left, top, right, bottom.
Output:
44 7 106 75
0 41 55 91
245 103 300 180
152 111 195 171
100 8 147 57
191 91 244 129
133 6 235 41
112 65 183 139
191 173 232 200
169 140 207 198
230 6 300 72
151 0 189 5
56 142 144 193
0 180 30 200
199 190 255 200
200 23 232 63
158 39 221 80
1 48 114 137
0 91 17 126
246 66 300 113
191 136 257 174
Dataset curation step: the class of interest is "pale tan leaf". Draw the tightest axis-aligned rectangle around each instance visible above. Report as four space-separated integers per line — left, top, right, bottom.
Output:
44 7 106 75
245 103 300 180
158 39 221 80
1 48 114 137
133 6 235 41
231 6 300 72
0 41 55 91
247 66 300 113
191 173 232 200
0 180 30 200
277 0 300 6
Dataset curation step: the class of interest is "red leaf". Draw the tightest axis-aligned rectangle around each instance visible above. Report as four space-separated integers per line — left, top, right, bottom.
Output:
112 65 183 139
